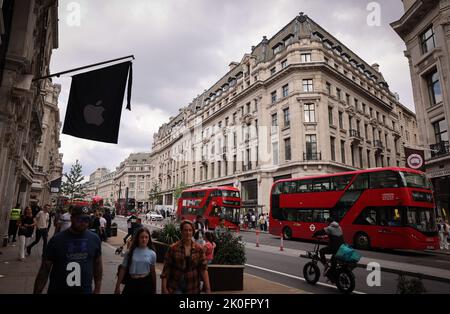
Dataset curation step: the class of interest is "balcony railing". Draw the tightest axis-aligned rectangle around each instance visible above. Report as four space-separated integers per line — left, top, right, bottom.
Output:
430 141 450 158
374 140 384 149
303 152 322 161
349 129 362 139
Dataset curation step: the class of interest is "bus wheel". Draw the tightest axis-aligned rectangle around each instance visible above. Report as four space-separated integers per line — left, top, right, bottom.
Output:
283 227 292 240
354 232 370 250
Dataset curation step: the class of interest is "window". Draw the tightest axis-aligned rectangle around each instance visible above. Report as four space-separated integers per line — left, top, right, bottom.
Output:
369 107 373 117
349 173 369 190
281 59 288 69
362 103 366 115
340 140 346 164
283 108 290 128
367 150 371 168
426 70 442 106
364 124 368 139
306 135 317 160
420 26 436 54
330 137 336 161
303 79 314 92
304 104 316 122
271 113 278 134
225 117 229 126
301 53 311 63
282 84 289 98
336 88 342 100
338 112 344 129
273 44 284 54
370 171 401 189
433 119 448 143
328 107 333 125
345 93 350 105
326 82 331 95
284 138 291 161
270 67 276 75
273 142 279 165
271 91 277 103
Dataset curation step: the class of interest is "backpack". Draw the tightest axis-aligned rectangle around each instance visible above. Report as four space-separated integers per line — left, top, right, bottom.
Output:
335 244 361 263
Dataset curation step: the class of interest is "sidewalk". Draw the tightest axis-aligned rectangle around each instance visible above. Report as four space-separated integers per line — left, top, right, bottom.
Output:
0 230 307 294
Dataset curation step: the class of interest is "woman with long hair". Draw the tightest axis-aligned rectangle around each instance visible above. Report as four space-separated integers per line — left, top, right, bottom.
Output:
115 227 157 294
17 207 36 261
161 220 211 294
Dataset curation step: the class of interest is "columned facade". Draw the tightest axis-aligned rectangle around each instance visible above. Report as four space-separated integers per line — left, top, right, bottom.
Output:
392 0 450 218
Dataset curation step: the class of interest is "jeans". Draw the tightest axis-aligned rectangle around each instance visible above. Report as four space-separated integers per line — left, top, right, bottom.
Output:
18 236 31 259
439 232 449 250
28 228 48 256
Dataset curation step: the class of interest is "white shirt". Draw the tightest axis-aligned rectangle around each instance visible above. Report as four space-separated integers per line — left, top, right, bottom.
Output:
35 211 49 229
59 212 71 232
100 217 107 228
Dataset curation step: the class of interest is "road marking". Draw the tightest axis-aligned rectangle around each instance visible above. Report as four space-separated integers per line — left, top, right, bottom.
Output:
245 263 365 294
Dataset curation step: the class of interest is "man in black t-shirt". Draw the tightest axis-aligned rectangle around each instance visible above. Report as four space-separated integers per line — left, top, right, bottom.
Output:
33 206 103 294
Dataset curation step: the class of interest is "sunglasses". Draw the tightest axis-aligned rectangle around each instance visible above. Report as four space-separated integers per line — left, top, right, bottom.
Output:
75 216 91 223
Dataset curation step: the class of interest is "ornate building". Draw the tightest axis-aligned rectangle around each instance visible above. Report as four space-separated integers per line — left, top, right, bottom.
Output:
148 13 419 214
391 0 450 218
0 0 59 239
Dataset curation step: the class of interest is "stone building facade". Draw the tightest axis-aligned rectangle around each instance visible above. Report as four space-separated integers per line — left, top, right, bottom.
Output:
391 0 450 218
148 13 419 214
0 0 59 239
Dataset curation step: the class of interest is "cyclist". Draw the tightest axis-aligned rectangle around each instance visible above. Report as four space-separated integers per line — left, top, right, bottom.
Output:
312 217 344 275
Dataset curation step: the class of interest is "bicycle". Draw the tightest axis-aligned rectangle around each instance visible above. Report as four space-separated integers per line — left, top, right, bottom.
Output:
302 236 357 294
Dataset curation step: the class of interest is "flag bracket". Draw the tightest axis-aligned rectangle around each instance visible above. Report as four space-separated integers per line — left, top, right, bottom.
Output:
32 55 135 82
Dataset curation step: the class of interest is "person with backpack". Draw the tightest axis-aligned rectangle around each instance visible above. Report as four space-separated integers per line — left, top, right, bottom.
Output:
115 227 156 294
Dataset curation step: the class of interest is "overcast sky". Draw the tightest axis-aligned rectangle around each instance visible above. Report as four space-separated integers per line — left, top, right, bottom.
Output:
51 0 412 178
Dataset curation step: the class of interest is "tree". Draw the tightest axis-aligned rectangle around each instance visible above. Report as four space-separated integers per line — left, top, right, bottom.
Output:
148 182 162 210
61 160 85 199
173 182 187 206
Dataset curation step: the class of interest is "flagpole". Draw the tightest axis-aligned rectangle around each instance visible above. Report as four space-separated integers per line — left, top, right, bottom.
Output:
32 55 135 82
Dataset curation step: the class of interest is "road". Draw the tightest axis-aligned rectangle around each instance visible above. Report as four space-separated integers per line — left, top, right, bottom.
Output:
113 216 450 294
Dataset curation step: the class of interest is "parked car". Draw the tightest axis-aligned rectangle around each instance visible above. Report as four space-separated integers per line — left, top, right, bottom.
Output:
146 212 164 221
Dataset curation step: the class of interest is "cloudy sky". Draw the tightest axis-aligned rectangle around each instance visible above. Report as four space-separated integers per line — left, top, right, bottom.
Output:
51 0 412 178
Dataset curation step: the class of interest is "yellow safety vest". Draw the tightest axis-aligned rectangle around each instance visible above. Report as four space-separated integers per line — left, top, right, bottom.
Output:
10 208 21 221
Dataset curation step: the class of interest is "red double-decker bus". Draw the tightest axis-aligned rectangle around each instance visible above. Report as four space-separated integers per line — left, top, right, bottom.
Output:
269 167 439 250
177 186 241 230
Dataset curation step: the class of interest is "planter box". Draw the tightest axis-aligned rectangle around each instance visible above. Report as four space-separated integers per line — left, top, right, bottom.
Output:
208 264 245 291
153 240 170 263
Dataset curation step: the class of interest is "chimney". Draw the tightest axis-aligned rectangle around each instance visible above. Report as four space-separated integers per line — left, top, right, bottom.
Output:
229 62 239 71
371 63 380 72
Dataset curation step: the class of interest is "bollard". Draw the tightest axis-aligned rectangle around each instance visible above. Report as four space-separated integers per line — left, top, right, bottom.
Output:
256 229 260 247
280 233 284 251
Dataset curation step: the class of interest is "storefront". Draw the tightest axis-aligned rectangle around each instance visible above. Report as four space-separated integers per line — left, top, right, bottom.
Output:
427 167 450 221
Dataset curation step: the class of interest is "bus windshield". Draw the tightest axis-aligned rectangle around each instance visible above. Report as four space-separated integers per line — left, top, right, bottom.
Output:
400 172 431 189
406 207 436 233
221 190 240 198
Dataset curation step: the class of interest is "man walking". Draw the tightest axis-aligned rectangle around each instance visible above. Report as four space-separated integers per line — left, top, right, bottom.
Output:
33 206 103 294
8 204 21 243
27 204 50 256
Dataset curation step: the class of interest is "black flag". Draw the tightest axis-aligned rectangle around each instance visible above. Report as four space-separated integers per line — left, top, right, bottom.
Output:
62 61 132 144
404 147 425 171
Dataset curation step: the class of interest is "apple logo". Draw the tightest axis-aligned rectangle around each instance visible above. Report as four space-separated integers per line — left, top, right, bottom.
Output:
83 100 105 126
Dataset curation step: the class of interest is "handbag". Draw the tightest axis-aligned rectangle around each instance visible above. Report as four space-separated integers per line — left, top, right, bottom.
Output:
336 244 361 263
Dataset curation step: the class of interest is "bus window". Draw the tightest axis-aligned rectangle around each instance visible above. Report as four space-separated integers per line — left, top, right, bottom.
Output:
283 181 297 194
331 175 353 191
378 207 403 227
348 174 369 190
312 209 330 223
298 210 312 222
399 172 431 189
222 190 240 198
297 180 313 193
406 207 435 232
312 178 331 192
272 183 283 195
370 171 401 189
354 208 377 225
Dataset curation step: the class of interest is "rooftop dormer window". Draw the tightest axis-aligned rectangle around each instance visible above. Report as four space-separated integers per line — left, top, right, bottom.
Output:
273 43 284 54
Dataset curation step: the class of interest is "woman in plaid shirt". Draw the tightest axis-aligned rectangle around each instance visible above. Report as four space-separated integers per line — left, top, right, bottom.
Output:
161 220 211 294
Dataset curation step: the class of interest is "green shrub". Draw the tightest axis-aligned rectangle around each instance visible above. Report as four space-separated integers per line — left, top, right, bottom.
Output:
396 275 426 294
213 232 246 265
156 222 181 245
